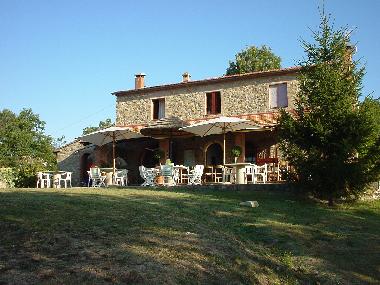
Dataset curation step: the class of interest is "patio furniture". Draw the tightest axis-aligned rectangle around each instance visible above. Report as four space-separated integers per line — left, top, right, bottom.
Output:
160 165 176 186
245 165 256 184
36 172 52 188
100 168 115 186
57 172 72 188
255 164 267 183
224 162 252 184
267 162 280 182
139 166 156 186
89 167 106 187
54 172 72 188
223 166 236 184
214 165 224 183
173 165 189 184
204 166 214 183
114 169 128 186
188 165 204 185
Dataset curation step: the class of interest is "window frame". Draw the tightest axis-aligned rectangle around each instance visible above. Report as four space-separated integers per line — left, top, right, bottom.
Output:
152 98 165 120
205 91 222 115
269 82 288 109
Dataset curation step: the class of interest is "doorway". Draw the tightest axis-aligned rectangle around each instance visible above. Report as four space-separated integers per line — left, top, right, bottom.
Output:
80 153 92 186
205 143 223 166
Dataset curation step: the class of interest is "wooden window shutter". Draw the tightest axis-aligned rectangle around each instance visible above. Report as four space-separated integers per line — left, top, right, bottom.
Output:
277 84 288 107
215 92 221 114
269 85 278 108
153 100 159 119
206 92 221 115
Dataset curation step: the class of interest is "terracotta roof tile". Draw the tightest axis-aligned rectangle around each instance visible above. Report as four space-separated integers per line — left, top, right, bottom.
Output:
113 66 301 96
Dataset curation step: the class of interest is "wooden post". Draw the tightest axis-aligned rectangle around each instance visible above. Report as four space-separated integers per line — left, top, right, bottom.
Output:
159 139 170 164
223 131 226 165
234 132 245 163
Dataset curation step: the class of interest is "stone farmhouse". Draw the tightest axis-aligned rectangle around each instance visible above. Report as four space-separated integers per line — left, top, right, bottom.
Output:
56 67 301 186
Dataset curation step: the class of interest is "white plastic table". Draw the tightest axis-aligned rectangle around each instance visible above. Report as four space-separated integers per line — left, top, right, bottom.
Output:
224 163 252 184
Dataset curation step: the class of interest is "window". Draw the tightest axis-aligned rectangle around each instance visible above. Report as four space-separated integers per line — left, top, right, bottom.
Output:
269 83 288 108
206 91 221 115
152 98 165 120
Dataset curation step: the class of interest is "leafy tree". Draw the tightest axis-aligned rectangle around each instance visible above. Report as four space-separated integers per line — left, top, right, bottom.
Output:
226 45 281 75
278 12 380 205
82 118 114 135
0 108 56 187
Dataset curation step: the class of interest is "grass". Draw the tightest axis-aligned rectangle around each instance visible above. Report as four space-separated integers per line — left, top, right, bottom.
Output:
0 187 379 284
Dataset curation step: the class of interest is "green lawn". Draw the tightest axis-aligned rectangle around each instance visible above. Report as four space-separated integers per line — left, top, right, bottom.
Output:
0 187 379 284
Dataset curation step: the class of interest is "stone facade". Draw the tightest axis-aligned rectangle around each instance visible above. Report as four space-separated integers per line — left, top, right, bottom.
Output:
116 73 299 126
56 69 301 186
56 140 95 187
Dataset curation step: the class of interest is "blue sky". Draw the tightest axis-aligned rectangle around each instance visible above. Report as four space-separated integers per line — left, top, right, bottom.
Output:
1 0 379 142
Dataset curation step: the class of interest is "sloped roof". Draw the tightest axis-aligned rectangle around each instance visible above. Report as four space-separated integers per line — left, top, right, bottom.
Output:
140 116 192 138
113 66 301 97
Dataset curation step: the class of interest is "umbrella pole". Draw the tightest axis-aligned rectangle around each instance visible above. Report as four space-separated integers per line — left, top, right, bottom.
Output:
223 124 226 165
112 132 116 176
169 130 172 162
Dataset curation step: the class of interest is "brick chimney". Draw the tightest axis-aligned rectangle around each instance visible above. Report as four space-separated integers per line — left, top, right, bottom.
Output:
182 72 191 83
135 73 146 89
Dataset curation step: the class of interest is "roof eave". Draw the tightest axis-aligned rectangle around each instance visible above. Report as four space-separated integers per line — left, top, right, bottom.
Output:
112 66 302 97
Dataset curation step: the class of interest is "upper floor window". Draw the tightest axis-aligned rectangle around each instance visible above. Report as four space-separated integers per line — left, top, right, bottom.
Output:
152 98 165 120
269 83 288 108
206 91 221 115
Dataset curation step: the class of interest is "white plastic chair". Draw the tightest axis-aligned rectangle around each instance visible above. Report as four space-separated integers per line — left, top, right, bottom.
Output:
139 166 156 186
114 169 128 186
160 165 176 186
36 172 51 188
188 165 204 185
245 165 256 184
89 167 106 187
255 164 267 183
204 166 214 183
214 165 224 183
58 172 72 188
223 167 236 184
173 165 189 184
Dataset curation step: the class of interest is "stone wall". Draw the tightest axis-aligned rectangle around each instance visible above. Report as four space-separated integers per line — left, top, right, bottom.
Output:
56 140 95 187
116 74 299 126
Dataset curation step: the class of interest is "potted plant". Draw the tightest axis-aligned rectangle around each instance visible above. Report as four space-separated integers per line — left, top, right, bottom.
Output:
153 149 165 185
231 145 242 163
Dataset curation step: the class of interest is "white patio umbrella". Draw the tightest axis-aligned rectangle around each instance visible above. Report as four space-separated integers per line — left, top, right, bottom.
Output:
78 126 144 174
180 116 261 164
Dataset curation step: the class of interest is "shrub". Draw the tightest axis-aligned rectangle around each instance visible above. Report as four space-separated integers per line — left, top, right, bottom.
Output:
13 156 56 188
0 168 15 188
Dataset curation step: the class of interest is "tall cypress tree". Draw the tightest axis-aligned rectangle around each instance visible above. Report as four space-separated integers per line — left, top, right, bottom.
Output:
278 12 380 205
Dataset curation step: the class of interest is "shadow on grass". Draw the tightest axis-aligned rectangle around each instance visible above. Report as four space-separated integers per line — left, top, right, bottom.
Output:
0 188 379 284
